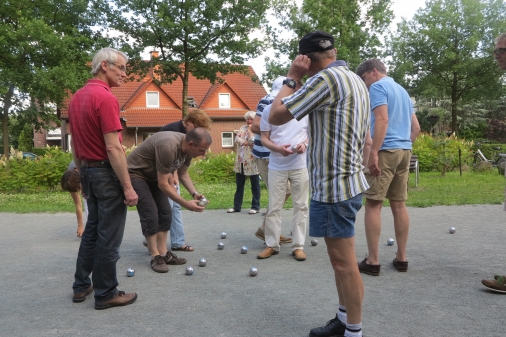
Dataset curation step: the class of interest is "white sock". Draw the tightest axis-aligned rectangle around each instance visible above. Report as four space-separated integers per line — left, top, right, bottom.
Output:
338 304 347 325
344 322 362 337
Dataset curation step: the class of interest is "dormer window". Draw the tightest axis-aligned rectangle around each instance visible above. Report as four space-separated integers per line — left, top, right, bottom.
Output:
187 96 197 108
146 91 159 107
219 93 230 108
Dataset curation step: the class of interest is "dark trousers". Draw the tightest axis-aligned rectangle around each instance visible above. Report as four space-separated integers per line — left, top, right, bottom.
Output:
131 178 172 237
73 166 127 303
233 164 260 211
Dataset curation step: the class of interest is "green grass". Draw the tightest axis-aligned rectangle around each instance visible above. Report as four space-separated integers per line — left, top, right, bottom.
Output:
0 171 504 213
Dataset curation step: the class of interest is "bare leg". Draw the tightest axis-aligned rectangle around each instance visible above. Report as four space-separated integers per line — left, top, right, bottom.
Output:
390 200 409 261
157 231 169 256
364 199 383 265
325 237 363 324
146 234 159 257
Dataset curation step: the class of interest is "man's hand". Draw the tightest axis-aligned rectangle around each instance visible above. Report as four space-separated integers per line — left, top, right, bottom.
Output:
185 200 205 212
278 144 295 157
287 55 311 82
293 142 307 154
193 192 205 200
123 186 138 207
368 152 381 177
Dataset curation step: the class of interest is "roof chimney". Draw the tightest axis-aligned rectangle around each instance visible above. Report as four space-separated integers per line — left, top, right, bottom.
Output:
150 51 159 59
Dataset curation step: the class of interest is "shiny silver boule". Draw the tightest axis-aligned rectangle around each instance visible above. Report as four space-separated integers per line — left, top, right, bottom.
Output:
126 268 135 277
218 242 225 250
291 145 298 152
310 239 318 246
220 232 227 239
199 258 207 267
387 238 395 246
241 246 248 254
198 197 209 206
249 266 258 276
185 266 194 275
449 227 456 234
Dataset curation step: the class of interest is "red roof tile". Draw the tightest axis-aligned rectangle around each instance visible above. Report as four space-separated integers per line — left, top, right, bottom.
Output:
122 108 182 127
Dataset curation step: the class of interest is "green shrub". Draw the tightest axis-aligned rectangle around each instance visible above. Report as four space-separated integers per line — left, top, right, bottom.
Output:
188 151 236 184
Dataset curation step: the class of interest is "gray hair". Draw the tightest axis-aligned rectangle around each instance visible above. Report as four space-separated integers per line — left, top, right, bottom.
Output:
495 33 506 44
244 111 256 120
186 127 212 145
91 48 128 75
356 59 387 77
306 49 336 63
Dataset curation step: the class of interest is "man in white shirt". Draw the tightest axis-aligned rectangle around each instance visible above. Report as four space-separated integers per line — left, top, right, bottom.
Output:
256 104 309 261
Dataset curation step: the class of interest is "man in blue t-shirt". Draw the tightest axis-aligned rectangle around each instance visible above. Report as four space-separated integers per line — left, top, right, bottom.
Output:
356 59 420 276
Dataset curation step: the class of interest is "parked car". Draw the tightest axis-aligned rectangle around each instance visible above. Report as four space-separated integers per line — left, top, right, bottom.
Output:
22 152 39 159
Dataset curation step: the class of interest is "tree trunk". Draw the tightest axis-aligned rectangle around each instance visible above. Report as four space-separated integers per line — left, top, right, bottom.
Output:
2 85 14 156
182 61 189 117
451 72 458 135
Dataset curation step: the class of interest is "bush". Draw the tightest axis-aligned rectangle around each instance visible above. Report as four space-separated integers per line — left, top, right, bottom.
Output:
188 151 236 184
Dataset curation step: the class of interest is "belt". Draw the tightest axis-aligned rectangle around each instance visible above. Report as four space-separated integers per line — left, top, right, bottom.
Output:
81 160 112 168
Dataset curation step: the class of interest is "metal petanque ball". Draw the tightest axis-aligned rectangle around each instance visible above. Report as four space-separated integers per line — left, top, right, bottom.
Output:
310 239 318 246
185 266 194 275
220 232 227 239
199 258 207 267
198 197 209 207
218 242 225 250
387 238 395 246
241 246 248 254
291 145 298 152
126 268 135 277
249 266 258 276
449 227 456 234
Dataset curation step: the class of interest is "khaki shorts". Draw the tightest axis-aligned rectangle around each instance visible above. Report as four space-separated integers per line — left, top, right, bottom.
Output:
364 149 411 201
256 157 291 194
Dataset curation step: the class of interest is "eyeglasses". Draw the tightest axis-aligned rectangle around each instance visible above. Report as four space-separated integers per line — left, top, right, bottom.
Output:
109 62 127 73
493 48 506 55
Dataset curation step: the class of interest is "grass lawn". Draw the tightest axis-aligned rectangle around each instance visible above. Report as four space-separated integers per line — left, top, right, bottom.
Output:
0 171 504 213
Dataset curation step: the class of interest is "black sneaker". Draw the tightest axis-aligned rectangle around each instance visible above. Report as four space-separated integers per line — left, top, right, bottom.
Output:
309 314 346 337
163 251 187 265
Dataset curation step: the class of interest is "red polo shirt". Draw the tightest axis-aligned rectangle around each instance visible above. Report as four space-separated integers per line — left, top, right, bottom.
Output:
68 79 123 161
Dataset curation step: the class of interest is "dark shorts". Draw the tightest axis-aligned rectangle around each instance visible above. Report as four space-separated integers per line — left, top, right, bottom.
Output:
131 178 172 236
309 193 363 239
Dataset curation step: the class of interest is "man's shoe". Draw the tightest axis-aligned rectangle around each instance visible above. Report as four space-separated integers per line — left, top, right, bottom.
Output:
393 258 408 272
72 285 93 303
257 247 279 259
482 275 506 293
94 291 137 310
292 249 306 261
151 255 169 273
358 258 380 276
309 314 346 337
255 227 265 241
164 251 187 265
280 235 292 244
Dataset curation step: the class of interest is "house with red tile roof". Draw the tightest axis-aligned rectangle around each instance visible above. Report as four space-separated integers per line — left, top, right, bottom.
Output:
35 65 267 154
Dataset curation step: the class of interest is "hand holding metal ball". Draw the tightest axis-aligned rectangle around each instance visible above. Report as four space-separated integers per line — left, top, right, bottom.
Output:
198 197 209 207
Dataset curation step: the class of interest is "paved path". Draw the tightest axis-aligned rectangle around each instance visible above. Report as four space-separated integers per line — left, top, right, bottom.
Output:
1 205 505 336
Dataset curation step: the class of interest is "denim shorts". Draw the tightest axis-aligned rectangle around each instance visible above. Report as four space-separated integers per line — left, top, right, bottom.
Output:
309 193 363 239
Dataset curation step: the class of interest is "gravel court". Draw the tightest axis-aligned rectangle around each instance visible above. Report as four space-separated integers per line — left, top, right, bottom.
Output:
0 204 505 336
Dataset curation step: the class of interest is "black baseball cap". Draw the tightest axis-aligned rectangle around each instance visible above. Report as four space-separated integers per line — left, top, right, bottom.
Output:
299 31 335 55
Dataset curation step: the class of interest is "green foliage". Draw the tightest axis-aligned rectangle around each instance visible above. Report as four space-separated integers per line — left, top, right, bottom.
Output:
0 147 72 192
388 0 506 134
17 123 34 152
264 0 394 82
413 133 473 172
187 152 236 184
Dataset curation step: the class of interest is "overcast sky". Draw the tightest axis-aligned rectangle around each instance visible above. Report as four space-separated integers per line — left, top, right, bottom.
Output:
247 0 428 78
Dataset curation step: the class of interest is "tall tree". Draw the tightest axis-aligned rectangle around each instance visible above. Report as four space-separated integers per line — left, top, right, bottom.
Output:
388 0 506 134
104 0 269 116
263 0 394 83
0 0 106 155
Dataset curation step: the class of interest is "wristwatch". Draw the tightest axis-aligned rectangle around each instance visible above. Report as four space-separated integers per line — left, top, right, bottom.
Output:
192 191 198 197
283 78 297 89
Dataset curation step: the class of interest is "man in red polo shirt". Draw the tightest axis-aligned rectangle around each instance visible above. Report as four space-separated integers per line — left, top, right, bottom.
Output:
69 47 138 310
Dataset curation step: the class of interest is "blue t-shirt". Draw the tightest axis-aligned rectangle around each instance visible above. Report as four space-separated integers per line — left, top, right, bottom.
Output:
369 76 413 150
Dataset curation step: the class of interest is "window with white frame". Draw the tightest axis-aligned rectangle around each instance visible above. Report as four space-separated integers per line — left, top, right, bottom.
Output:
222 132 234 148
146 91 159 107
219 93 230 108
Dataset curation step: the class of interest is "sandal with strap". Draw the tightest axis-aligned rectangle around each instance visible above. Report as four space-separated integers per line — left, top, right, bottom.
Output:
172 244 194 252
248 209 258 214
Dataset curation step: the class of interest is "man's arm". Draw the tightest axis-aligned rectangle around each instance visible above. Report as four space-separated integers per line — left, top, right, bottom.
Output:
251 115 261 135
103 131 138 206
270 55 311 126
363 130 372 168
260 131 293 157
368 105 388 177
410 114 421 143
157 170 204 212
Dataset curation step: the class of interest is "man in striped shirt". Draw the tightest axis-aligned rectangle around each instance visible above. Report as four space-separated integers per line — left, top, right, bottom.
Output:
269 31 370 337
